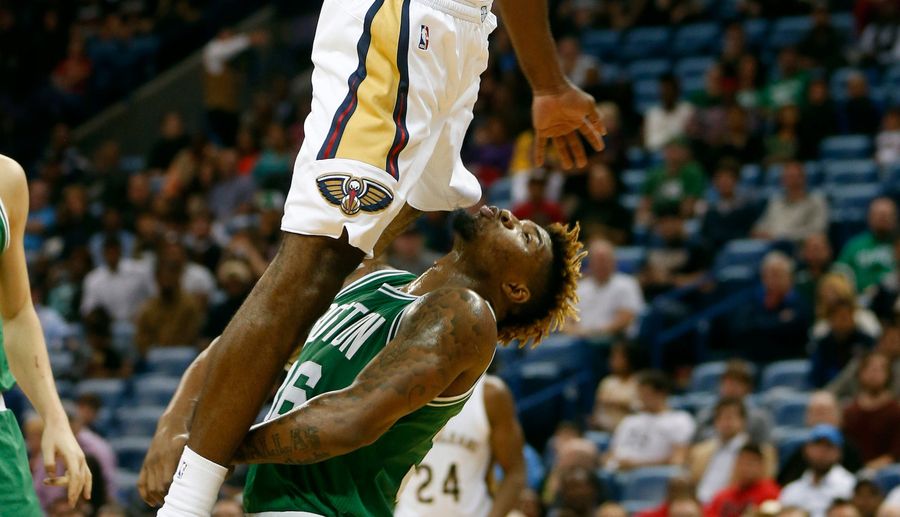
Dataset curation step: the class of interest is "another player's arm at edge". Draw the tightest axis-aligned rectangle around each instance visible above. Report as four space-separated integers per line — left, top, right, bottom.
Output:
484 377 526 517
232 287 497 465
0 156 91 505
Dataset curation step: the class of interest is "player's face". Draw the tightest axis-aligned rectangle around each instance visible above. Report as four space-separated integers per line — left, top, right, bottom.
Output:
454 206 553 281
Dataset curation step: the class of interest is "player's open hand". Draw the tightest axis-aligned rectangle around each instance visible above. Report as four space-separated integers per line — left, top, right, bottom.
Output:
138 427 188 506
41 422 92 507
532 82 606 169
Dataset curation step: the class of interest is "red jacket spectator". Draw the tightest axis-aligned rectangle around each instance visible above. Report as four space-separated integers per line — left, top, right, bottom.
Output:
842 351 900 467
512 168 565 226
704 443 781 517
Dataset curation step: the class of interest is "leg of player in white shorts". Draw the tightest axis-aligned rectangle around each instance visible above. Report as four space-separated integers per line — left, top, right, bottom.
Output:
159 1 496 512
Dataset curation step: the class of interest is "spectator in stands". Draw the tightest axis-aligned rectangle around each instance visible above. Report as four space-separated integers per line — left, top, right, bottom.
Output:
763 47 810 110
868 235 900 320
635 475 696 517
549 466 604 517
732 251 812 361
639 206 711 300
638 138 706 224
568 239 645 338
827 500 862 517
134 259 202 355
56 184 98 254
701 105 763 169
843 73 881 136
700 159 761 251
779 392 864 485
79 308 132 379
590 342 641 432
810 299 877 387
89 207 136 268
799 79 840 160
853 478 885 517
765 105 802 165
24 178 56 254
184 211 222 272
829 319 900 400
752 161 828 243
780 425 856 517
208 147 257 221
695 359 774 444
557 36 599 90
51 35 92 98
253 123 294 191
876 108 900 168
81 235 154 323
75 393 102 434
813 273 881 340
644 75 695 152
513 168 566 226
836 197 897 292
515 488 544 517
798 3 846 70
858 0 900 66
605 370 695 471
719 22 747 81
569 163 631 245
597 502 628 517
203 259 253 345
235 127 260 175
147 111 191 171
705 443 781 517
690 399 777 503
466 116 514 186
544 437 600 509
736 54 764 110
796 234 835 312
159 236 217 308
842 351 900 469
387 227 442 275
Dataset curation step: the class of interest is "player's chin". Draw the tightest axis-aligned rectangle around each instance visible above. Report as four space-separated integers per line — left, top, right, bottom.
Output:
450 209 479 241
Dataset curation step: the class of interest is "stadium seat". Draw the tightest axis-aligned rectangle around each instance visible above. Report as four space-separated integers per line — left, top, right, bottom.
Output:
627 147 648 168
620 466 684 509
55 380 73 400
116 406 166 437
689 361 727 394
132 375 179 406
771 394 810 428
714 239 772 281
830 12 854 41
820 135 875 160
673 56 716 82
110 436 152 472
488 177 513 207
615 247 646 274
775 428 810 468
145 346 198 377
581 30 620 60
628 59 672 81
50 351 74 376
874 464 900 494
760 360 811 391
829 183 882 223
823 159 879 184
74 379 126 409
743 19 770 48
116 469 141 504
768 16 812 49
622 27 671 61
672 23 720 56
585 431 611 453
740 164 763 188
622 169 647 194
682 392 718 414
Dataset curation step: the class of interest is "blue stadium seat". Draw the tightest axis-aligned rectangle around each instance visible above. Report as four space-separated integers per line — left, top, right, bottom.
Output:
820 135 875 160
743 19 770 48
874 464 900 494
829 183 882 223
714 239 773 281
581 30 620 60
768 16 813 49
823 159 879 184
830 12 854 41
804 161 824 186
771 395 810 428
673 23 720 56
740 164 763 187
488 177 513 207
620 466 684 509
775 429 810 468
110 436 152 472
627 147 648 168
145 346 198 377
132 375 179 406
885 164 900 189
585 431 611 453
674 56 716 80
622 169 647 194
55 380 73 401
690 361 727 394
627 59 672 80
615 247 646 274
50 351 74 377
761 360 811 391
682 392 718 415
622 27 671 61
74 379 126 409
116 469 141 505
621 194 640 211
116 406 166 437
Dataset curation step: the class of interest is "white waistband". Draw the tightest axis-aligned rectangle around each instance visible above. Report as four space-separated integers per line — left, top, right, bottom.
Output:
414 0 492 24
0 393 5 411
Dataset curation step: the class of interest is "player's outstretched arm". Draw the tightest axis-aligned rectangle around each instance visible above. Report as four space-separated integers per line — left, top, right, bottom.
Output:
496 0 606 169
233 287 497 465
485 377 527 517
0 156 92 506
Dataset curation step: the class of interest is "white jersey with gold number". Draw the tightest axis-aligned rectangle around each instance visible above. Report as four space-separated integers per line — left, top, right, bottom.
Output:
394 377 491 517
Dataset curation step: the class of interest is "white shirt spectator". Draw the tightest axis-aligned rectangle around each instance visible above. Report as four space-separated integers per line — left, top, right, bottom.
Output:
181 262 216 300
779 465 855 517
575 273 645 335
877 130 900 167
644 102 695 151
80 259 155 323
203 34 251 75
697 433 749 503
609 410 695 467
753 192 829 242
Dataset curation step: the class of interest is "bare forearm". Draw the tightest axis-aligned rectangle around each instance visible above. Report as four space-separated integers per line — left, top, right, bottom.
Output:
488 466 526 517
4 306 67 424
158 346 212 433
496 0 566 93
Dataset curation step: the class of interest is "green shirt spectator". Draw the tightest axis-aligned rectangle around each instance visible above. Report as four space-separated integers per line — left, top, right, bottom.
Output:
640 139 707 219
836 198 898 291
762 48 810 109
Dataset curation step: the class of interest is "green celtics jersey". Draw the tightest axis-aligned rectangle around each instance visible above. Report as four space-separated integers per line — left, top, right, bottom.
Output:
0 195 14 392
244 269 478 516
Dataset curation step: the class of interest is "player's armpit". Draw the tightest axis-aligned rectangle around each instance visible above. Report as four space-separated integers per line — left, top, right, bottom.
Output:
232 288 497 466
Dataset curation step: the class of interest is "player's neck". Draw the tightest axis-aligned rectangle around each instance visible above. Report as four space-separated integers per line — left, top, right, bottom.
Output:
407 252 501 313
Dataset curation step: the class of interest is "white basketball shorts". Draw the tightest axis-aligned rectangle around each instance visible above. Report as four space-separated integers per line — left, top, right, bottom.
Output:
281 0 497 256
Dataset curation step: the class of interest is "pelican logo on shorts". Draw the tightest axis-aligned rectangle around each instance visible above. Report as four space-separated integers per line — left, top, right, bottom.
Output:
418 25 429 50
317 174 394 216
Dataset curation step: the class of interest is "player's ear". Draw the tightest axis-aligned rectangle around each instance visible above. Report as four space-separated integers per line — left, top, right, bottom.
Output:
501 281 531 305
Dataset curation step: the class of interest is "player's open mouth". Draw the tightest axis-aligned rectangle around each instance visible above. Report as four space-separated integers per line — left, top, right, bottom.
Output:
479 205 498 219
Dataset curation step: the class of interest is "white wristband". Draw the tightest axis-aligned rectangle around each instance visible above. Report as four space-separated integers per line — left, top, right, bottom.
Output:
157 446 229 517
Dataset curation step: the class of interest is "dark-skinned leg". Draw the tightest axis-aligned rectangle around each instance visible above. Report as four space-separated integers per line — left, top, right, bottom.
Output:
186 232 364 464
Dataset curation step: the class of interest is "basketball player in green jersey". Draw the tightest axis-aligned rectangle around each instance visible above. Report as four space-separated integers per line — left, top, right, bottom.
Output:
141 206 584 515
0 155 91 512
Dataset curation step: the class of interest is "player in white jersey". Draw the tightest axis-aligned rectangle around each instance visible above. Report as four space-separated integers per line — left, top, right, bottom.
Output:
395 375 525 517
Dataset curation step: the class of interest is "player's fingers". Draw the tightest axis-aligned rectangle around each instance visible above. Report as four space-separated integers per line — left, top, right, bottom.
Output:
566 132 588 168
553 136 574 170
42 442 58 478
82 460 93 500
43 476 69 486
533 133 547 166
578 119 605 152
